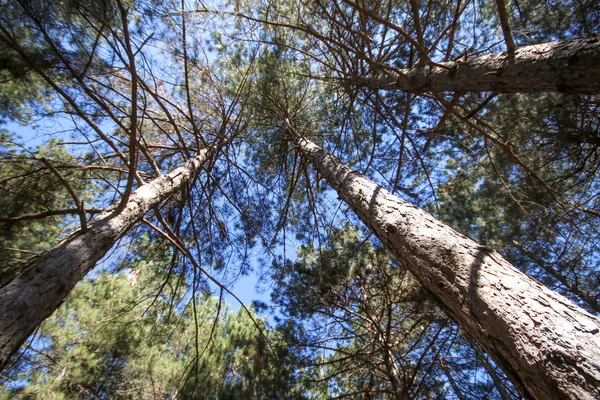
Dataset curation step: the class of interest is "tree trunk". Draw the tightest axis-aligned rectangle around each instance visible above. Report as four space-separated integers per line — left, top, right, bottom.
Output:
0 149 210 370
382 343 407 400
439 358 467 400
466 336 512 400
288 126 600 400
349 35 600 94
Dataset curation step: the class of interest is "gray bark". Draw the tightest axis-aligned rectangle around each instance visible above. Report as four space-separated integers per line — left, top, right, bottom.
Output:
349 35 600 94
0 149 210 370
382 344 407 400
289 128 600 400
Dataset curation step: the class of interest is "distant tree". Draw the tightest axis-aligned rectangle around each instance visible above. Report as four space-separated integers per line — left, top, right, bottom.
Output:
273 224 517 399
1 239 297 399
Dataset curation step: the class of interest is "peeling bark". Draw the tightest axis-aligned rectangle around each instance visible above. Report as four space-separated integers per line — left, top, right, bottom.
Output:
289 128 600 400
0 149 210 369
349 35 600 94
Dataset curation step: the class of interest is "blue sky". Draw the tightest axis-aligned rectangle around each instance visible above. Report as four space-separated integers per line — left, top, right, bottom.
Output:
2 118 279 318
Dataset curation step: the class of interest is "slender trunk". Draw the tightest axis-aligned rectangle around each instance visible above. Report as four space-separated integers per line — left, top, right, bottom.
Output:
288 127 600 400
439 358 467 400
382 344 406 400
494 0 516 56
360 277 406 399
349 35 600 94
466 337 512 400
0 149 211 369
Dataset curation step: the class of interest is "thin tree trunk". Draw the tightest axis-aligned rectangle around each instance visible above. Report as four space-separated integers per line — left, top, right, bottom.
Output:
287 125 600 400
360 276 407 399
439 358 467 400
466 336 512 400
0 149 211 369
382 344 407 400
349 35 600 94
495 0 516 56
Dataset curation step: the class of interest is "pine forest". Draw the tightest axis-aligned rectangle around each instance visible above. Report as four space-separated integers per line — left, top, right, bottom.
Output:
1 0 600 398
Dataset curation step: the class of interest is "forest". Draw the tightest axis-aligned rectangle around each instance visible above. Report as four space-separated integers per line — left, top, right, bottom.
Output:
0 0 599 398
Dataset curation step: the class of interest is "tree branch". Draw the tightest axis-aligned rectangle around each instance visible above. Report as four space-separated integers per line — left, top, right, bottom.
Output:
39 158 88 233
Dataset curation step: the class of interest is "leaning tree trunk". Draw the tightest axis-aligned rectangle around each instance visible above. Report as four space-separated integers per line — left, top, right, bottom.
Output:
0 149 211 370
466 336 512 400
287 126 600 400
349 35 600 94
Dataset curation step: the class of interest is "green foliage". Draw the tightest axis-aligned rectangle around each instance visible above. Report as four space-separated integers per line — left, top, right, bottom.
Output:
506 0 600 40
0 133 98 283
434 93 600 311
1 0 599 398
1 245 297 399
273 225 512 399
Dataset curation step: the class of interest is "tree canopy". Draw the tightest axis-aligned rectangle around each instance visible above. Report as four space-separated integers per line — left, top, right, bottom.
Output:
1 0 599 398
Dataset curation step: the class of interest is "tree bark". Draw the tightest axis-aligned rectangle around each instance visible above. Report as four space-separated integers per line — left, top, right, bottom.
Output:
349 35 600 94
288 126 600 400
382 342 407 399
0 149 211 370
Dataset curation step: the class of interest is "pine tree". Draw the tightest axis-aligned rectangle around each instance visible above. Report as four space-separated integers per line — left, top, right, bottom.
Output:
349 36 600 94
1 0 600 399
286 124 600 399
0 147 212 369
1 239 297 398
273 224 515 399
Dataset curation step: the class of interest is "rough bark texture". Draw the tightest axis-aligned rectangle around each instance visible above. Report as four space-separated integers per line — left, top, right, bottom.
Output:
0 149 210 370
350 35 600 94
290 130 600 400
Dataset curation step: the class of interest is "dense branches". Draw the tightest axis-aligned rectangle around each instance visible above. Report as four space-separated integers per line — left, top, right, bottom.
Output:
1 0 600 398
287 125 600 400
